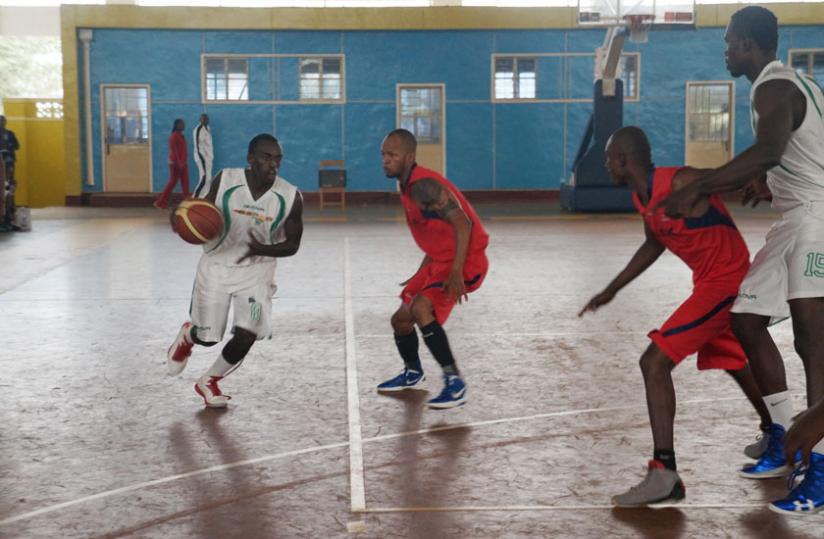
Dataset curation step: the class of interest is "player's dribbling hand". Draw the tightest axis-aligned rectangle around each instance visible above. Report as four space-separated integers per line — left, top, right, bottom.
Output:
785 399 824 466
741 176 772 208
578 289 616 317
444 270 468 304
236 231 264 264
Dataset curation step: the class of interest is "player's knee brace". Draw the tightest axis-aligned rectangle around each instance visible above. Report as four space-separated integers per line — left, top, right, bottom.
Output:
223 328 256 364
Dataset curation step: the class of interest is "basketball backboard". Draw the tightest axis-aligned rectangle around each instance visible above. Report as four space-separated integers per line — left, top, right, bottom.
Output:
578 0 695 28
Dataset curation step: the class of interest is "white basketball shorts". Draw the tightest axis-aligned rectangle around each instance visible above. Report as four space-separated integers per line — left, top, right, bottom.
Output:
732 201 824 319
189 256 277 342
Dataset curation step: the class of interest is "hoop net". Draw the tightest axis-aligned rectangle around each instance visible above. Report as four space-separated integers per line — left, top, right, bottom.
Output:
625 14 654 44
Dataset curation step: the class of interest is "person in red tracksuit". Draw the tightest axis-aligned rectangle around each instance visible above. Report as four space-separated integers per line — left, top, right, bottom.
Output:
155 118 190 209
579 126 771 507
376 128 490 409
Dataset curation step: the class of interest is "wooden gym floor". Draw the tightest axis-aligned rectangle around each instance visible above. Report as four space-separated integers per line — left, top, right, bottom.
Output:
0 203 821 538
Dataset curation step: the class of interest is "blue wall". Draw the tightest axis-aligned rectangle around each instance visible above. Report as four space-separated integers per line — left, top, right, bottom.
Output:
81 25 824 193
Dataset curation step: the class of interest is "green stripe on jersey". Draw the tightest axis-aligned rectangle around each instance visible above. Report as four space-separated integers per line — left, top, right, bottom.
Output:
269 192 287 243
795 72 823 118
205 184 242 253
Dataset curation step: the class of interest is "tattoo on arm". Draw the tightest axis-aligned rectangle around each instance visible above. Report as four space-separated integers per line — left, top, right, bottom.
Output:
410 178 460 218
410 178 443 206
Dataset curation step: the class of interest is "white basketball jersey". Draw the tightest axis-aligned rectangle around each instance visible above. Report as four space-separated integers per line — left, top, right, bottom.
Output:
203 168 299 268
751 60 824 213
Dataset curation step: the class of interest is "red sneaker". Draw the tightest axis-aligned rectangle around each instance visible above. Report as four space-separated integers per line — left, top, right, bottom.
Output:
167 322 193 376
195 375 231 408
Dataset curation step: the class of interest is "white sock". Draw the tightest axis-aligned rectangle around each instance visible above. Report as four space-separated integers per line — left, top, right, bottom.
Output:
185 324 195 344
813 438 824 456
206 355 236 378
763 390 794 430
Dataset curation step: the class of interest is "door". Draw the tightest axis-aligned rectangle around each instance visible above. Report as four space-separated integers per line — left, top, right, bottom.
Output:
102 85 152 192
685 81 734 168
397 84 445 174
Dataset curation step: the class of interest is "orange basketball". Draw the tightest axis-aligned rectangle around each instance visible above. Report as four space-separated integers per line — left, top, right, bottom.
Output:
173 199 224 245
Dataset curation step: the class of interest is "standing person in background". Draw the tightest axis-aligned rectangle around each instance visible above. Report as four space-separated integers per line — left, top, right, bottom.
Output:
0 115 20 230
154 118 190 209
193 113 214 197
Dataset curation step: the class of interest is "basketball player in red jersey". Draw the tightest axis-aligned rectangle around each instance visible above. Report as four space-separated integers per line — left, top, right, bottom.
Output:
579 126 771 506
376 129 489 409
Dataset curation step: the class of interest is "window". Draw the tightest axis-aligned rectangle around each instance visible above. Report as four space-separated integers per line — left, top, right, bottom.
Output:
492 52 640 102
687 83 732 142
494 57 536 100
399 87 442 144
36 101 63 119
205 57 249 101
790 49 824 85
300 57 343 101
104 87 149 144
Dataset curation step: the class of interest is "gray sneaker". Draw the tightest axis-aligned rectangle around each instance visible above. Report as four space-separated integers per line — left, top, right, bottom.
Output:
744 431 770 460
612 460 686 507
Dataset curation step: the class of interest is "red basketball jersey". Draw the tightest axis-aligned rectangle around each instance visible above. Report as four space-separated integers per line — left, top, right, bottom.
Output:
400 164 489 263
633 167 750 284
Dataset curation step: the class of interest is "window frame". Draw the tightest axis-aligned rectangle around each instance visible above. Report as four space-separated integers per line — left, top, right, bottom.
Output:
201 53 346 105
299 56 345 102
788 48 824 82
490 52 641 103
493 56 538 100
202 55 250 102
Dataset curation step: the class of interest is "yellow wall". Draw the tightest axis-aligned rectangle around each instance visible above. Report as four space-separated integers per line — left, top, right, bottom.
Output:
3 99 66 208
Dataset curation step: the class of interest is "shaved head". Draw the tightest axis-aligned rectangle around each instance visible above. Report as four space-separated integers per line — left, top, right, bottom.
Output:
386 128 417 153
608 126 652 169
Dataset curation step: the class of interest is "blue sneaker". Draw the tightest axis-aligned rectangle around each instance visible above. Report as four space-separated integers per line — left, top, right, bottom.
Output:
377 369 425 392
769 453 824 516
740 424 791 479
427 374 467 409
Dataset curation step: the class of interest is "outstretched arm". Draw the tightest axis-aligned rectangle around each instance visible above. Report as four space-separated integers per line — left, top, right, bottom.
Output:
660 79 800 217
236 194 304 263
409 178 472 304
785 398 824 466
578 222 665 316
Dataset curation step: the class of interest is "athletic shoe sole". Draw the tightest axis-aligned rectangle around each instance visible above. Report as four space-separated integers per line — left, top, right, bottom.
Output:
740 465 791 479
376 375 426 393
427 397 467 409
768 503 824 516
612 481 686 508
194 383 229 408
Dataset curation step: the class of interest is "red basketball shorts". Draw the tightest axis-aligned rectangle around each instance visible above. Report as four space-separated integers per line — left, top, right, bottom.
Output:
401 253 488 325
649 284 747 371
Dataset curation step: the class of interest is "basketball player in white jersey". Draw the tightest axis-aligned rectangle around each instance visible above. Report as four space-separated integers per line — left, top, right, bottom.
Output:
166 134 303 407
662 6 824 515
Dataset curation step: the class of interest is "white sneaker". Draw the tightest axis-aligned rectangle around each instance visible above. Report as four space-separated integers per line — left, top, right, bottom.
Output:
612 460 686 507
195 375 231 408
167 322 194 376
744 430 770 460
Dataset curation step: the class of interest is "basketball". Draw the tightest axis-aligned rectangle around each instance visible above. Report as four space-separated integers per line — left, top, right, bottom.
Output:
173 199 223 245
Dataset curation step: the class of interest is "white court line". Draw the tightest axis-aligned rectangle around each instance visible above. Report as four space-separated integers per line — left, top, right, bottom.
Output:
344 237 367 512
0 393 803 527
358 503 766 513
358 330 642 338
0 442 350 527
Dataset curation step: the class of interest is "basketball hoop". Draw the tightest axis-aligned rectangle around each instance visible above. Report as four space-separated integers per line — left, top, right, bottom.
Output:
625 14 654 44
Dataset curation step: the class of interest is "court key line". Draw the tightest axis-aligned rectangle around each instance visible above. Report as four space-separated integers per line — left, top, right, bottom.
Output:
0 392 795 528
344 238 367 513
358 502 766 513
